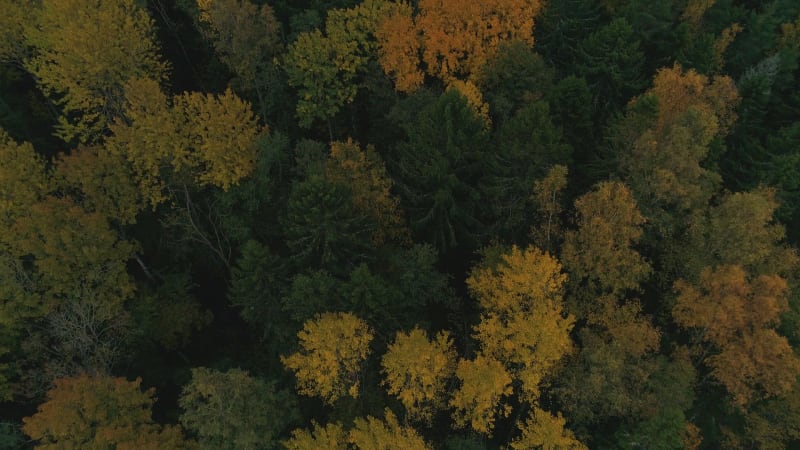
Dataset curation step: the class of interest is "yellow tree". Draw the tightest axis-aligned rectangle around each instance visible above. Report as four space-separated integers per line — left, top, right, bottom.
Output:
108 78 264 207
281 312 373 404
381 328 456 422
467 246 575 400
510 407 587 450
284 422 347 450
449 354 513 435
23 0 167 142
326 138 409 245
673 265 800 407
348 409 432 450
376 0 545 92
22 374 189 449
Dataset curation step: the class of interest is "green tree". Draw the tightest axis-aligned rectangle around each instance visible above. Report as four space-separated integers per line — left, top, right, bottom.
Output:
179 367 299 450
576 18 646 114
282 175 374 273
390 89 490 252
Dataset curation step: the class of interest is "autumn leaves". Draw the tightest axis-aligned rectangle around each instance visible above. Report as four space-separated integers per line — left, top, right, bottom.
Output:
281 246 582 448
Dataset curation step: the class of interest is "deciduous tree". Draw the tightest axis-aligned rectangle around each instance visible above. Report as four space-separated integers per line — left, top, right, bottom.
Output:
381 329 457 423
282 312 373 404
22 374 188 449
24 0 167 142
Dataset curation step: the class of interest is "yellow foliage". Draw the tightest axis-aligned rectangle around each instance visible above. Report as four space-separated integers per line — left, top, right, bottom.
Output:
674 265 800 406
530 165 569 251
510 407 587 450
446 80 491 128
375 2 422 92
0 0 29 62
381 329 457 423
468 246 574 399
24 0 167 142
349 409 432 449
281 312 373 404
450 354 513 435
284 422 348 450
376 0 544 91
326 139 410 245
108 78 263 206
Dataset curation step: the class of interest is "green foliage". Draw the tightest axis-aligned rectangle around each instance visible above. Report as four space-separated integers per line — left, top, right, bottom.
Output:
577 18 646 112
283 175 374 273
391 89 490 252
179 367 299 450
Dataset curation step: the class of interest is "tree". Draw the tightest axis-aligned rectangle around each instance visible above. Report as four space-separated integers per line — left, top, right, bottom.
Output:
281 312 373 404
326 139 409 245
576 18 646 114
615 64 739 229
485 101 571 240
673 265 800 407
381 329 457 423
529 165 568 252
376 0 545 91
284 422 347 450
23 0 167 142
53 145 143 225
390 89 490 252
22 374 188 449
0 0 30 63
449 354 513 435
561 181 651 299
476 41 554 124
510 407 587 450
348 409 431 450
108 78 264 206
467 246 575 400
195 0 283 117
282 175 374 273
179 367 299 450
283 0 389 129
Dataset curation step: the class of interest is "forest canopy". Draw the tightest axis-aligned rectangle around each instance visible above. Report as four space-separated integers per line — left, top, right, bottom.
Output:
2 0 800 448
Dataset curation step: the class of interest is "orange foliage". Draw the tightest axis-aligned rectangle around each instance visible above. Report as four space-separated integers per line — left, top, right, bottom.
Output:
674 265 800 406
377 0 544 91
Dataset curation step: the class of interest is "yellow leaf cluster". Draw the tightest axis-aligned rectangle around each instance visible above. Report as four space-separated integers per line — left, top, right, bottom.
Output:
510 407 587 450
381 329 456 422
450 354 513 435
376 0 544 91
108 78 263 207
281 312 373 404
0 129 49 233
284 422 348 450
24 0 167 142
646 64 740 136
468 246 574 399
349 409 432 450
326 139 410 245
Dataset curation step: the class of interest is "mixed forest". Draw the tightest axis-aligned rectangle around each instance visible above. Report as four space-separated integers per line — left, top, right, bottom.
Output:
2 0 800 448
